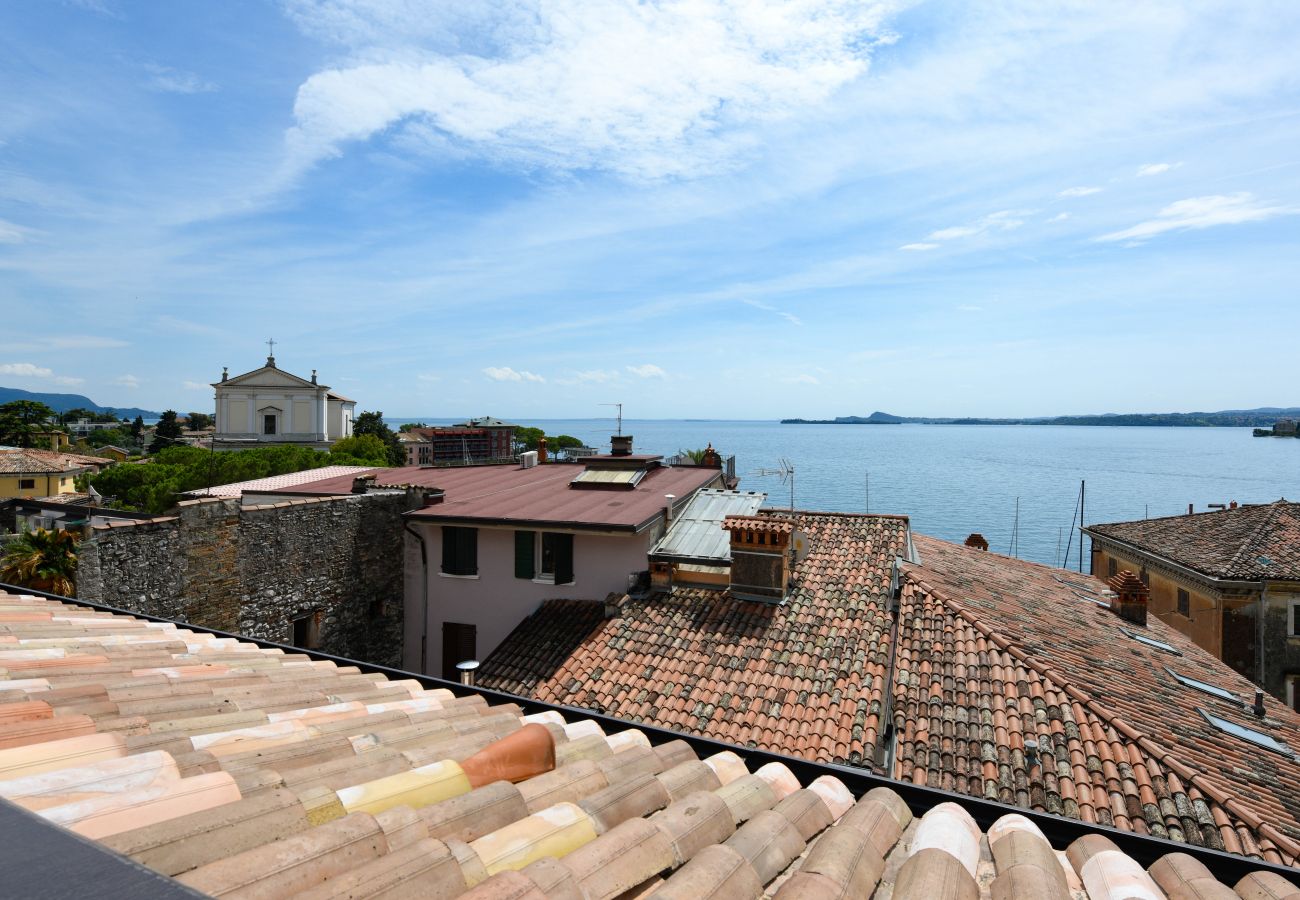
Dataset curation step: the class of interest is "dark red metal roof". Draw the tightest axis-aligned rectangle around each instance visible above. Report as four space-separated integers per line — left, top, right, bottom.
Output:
269 463 722 531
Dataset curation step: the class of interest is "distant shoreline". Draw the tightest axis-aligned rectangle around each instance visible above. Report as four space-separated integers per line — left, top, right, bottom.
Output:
780 408 1300 428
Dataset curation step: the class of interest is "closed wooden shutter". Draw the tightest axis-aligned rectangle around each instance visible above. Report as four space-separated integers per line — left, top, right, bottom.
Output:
553 533 574 585
515 530 535 579
442 526 478 576
442 622 476 681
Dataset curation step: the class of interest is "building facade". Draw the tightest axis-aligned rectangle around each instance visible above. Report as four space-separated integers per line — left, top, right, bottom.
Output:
212 352 355 450
1086 500 1300 710
401 416 517 466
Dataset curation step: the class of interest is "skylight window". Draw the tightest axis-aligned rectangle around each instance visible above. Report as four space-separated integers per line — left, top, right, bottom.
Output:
1120 627 1182 655
1199 709 1295 757
1166 667 1236 702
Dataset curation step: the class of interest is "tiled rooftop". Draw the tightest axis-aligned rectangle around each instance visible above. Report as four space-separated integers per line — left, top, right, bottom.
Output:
480 512 1300 866
899 534 1300 865
0 447 106 475
1087 499 1300 580
2 587 1296 898
480 513 909 764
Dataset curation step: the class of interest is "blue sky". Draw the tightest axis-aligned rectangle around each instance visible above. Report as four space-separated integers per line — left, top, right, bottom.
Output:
2 1 1299 419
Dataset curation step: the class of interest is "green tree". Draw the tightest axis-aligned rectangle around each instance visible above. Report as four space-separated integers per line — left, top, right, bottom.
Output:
87 428 127 448
329 435 391 466
513 426 544 453
398 422 428 433
148 410 184 454
352 410 405 466
186 412 213 431
0 528 79 596
130 415 145 443
551 434 583 451
0 400 56 447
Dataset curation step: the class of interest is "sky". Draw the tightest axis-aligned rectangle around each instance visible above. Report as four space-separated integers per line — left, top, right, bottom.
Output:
1 1 1299 420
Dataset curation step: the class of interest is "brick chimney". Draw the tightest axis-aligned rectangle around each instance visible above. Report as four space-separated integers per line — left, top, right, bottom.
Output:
701 443 721 467
1108 570 1149 626
964 533 989 551
724 515 793 603
537 436 548 463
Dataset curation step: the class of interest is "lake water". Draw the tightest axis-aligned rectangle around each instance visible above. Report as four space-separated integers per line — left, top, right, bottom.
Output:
388 418 1300 569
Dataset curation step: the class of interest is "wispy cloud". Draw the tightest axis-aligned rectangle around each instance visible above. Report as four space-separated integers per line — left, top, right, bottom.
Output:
52 376 84 386
483 366 544 383
1097 193 1291 243
925 209 1027 243
113 374 140 389
1136 162 1178 177
0 363 53 377
416 373 440 382
743 299 802 326
182 380 211 391
281 1 898 180
900 242 938 251
626 364 666 379
0 218 32 243
1058 186 1101 197
143 63 217 94
1048 212 1069 222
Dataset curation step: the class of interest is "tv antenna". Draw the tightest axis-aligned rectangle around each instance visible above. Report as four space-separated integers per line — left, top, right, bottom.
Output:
752 458 795 512
600 403 623 435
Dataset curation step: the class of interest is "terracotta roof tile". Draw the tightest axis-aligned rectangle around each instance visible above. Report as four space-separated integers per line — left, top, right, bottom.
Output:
1088 499 1300 580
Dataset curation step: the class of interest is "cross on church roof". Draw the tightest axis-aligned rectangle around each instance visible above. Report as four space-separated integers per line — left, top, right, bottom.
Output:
266 338 276 367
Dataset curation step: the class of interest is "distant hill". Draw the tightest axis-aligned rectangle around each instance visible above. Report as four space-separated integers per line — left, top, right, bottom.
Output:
0 386 160 419
782 407 1300 427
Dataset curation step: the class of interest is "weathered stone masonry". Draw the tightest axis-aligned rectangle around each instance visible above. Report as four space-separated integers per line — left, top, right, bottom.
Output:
76 491 425 668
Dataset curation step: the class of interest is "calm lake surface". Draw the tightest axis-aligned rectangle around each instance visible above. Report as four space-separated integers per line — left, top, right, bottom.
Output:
389 418 1300 569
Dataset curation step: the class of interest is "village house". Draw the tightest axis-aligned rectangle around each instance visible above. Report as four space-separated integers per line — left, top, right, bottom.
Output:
0 447 111 500
211 346 356 449
1085 500 1300 710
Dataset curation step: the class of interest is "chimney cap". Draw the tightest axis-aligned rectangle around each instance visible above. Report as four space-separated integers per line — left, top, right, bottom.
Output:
964 533 989 551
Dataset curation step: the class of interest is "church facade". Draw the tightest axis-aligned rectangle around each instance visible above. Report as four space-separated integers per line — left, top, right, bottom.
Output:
212 350 355 450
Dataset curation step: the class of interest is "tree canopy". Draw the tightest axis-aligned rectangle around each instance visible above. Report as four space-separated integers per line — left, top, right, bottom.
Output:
186 412 213 431
148 410 184 454
0 400 56 447
352 410 405 466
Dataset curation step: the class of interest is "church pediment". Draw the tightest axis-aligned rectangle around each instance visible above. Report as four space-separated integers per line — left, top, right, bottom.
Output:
217 365 321 390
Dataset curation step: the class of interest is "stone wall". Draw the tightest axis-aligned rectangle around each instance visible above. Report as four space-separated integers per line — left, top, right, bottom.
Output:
76 490 425 668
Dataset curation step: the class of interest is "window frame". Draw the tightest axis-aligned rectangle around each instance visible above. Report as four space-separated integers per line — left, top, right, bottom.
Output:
1287 674 1299 713
18 478 35 490
1107 558 1118 578
1177 587 1190 619
1289 599 1300 638
291 611 321 649
441 526 479 577
263 413 277 435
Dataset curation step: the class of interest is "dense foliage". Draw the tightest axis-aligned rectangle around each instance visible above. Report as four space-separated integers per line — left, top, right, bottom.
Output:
186 412 213 431
513 427 583 455
148 410 185 454
88 442 388 514
352 411 406 466
0 528 79 596
0 400 56 447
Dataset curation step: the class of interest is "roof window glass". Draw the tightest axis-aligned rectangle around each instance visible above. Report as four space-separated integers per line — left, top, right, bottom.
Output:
1166 667 1236 702
1200 709 1294 757
1120 627 1182 655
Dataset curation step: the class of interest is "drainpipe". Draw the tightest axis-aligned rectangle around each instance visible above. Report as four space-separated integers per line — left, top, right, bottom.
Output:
403 521 430 674
876 557 905 777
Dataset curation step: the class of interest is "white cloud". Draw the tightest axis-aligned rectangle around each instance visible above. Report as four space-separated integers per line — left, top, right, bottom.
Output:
0 363 53 378
900 242 938 251
743 298 802 326
282 1 898 180
114 374 140 389
626 364 666 379
483 366 544 383
1136 162 1178 177
925 209 1027 243
52 376 84 386
0 218 31 243
1096 193 1291 243
1048 212 1069 222
183 380 212 391
1058 186 1101 197
781 373 819 384
143 64 217 94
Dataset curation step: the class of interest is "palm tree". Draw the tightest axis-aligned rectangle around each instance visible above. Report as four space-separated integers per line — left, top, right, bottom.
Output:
0 528 79 596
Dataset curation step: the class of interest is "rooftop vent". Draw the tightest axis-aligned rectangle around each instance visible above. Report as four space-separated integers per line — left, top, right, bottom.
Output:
1108 569 1149 626
723 515 794 603
610 434 634 456
964 533 989 551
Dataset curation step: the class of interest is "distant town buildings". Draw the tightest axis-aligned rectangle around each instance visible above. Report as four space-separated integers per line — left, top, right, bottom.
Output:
211 347 355 449
0 448 110 500
1086 500 1300 710
400 416 517 466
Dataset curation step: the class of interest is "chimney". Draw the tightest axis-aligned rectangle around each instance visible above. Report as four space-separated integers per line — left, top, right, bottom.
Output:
664 494 676 525
456 660 479 687
1252 689 1266 718
610 434 634 456
964 533 989 551
1230 500 1238 509
1107 570 1149 626
701 443 721 467
537 436 548 463
724 515 793 603
352 474 376 495
221 366 228 382
311 369 317 385
649 561 672 593
1188 503 1194 515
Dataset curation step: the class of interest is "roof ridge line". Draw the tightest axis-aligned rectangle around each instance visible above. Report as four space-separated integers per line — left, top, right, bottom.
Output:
901 568 1288 848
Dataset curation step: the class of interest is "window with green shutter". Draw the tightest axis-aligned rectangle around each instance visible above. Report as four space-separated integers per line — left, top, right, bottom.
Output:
541 532 574 585
441 526 478 576
515 530 536 579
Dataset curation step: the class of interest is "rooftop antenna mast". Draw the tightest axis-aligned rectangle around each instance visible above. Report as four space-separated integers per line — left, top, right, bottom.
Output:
752 458 795 513
600 403 623 435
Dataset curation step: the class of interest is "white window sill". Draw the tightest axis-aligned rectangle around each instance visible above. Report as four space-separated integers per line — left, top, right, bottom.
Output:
439 572 480 580
532 576 575 586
